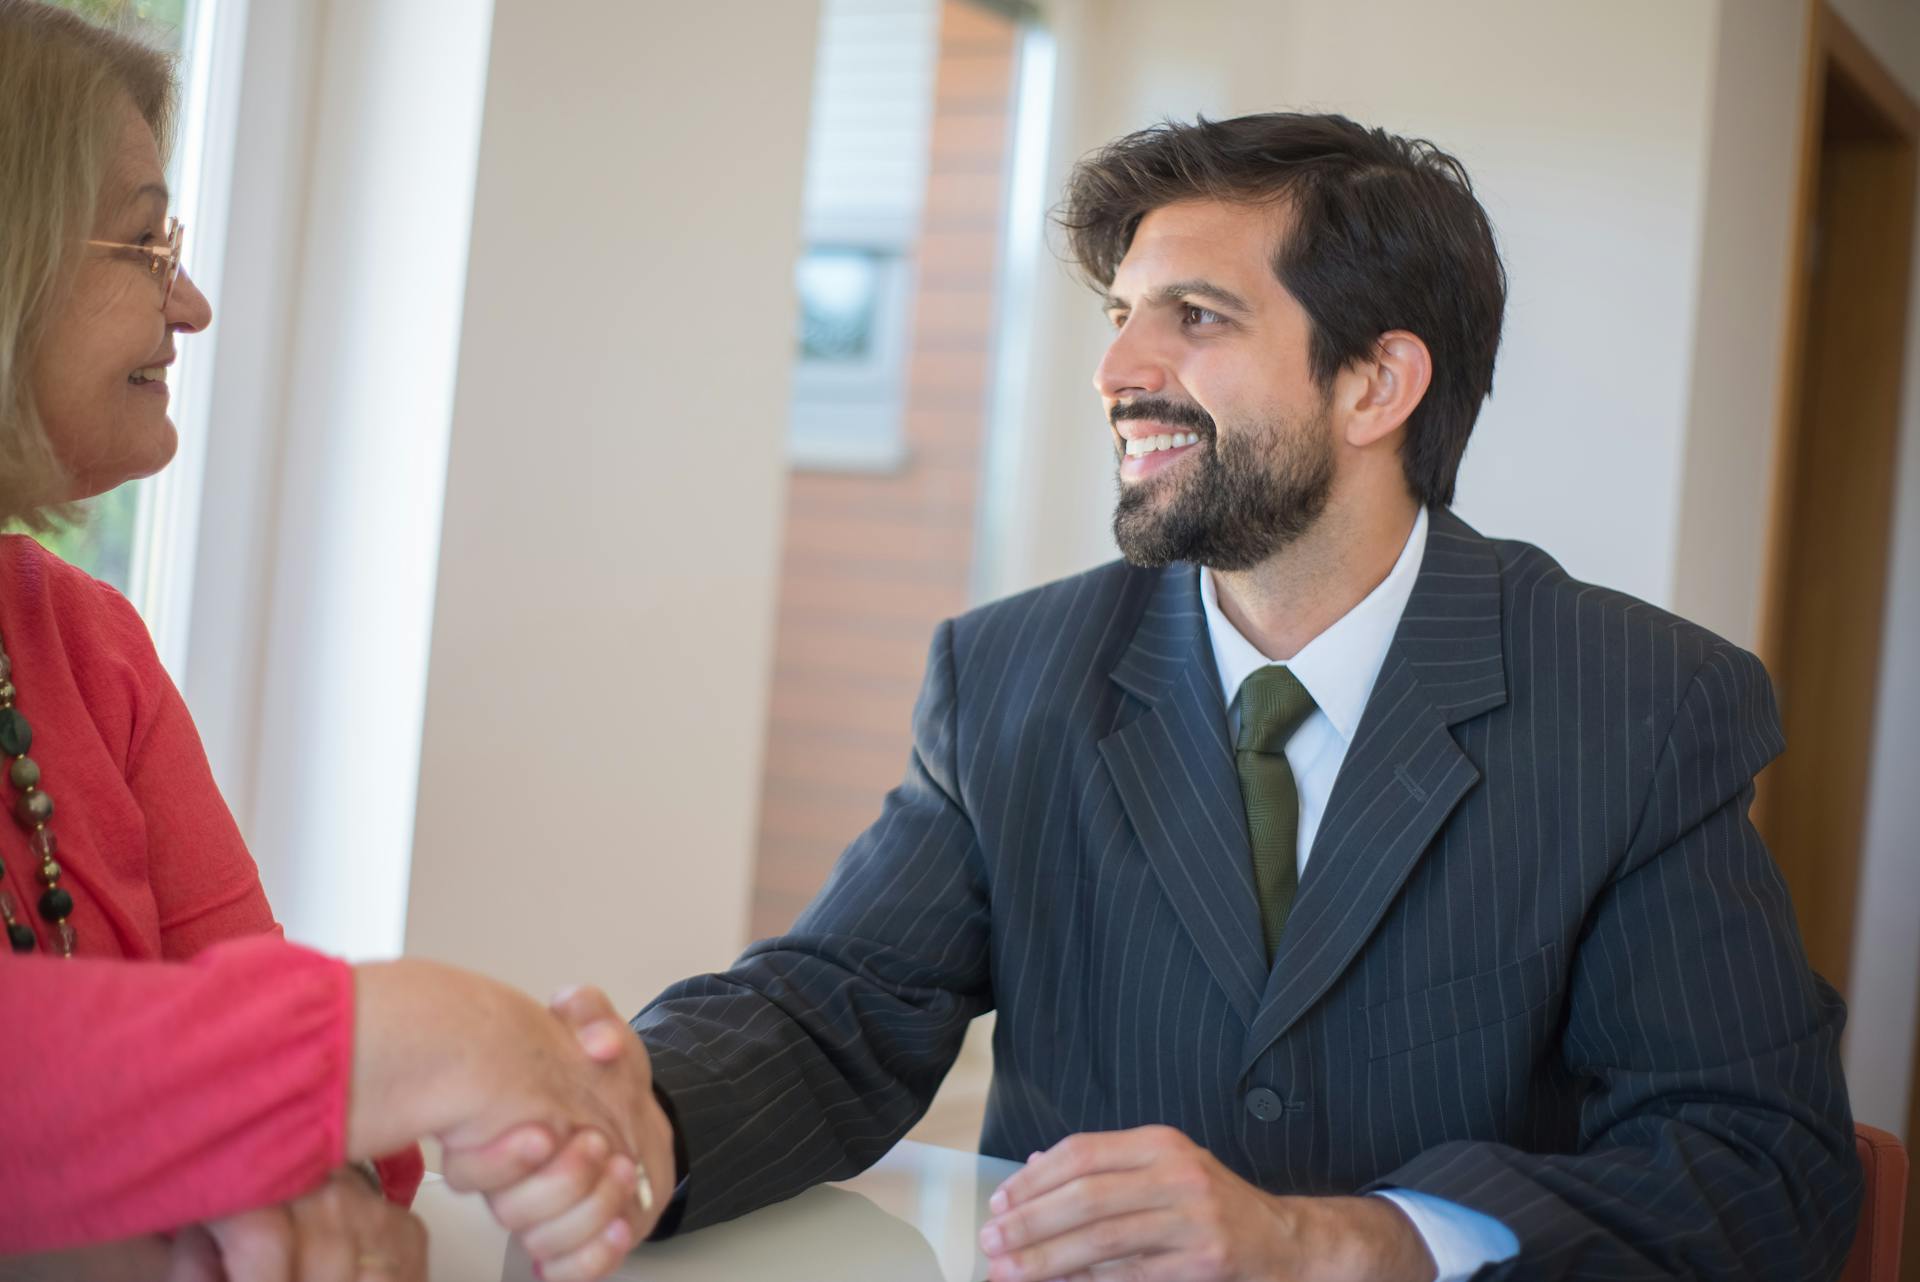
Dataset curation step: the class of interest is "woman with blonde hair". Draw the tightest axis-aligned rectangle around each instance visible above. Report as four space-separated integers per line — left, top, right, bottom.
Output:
0 4 674 1277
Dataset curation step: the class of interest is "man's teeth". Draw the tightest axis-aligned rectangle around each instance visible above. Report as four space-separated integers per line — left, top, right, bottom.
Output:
1124 431 1200 457
130 367 166 385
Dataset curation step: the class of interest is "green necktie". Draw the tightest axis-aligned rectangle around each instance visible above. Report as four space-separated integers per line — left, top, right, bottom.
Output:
1234 666 1317 960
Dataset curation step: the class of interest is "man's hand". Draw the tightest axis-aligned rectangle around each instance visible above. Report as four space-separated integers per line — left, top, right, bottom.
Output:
348 964 678 1280
978 1126 1435 1282
437 986 678 1282
544 982 678 1234
174 1167 428 1282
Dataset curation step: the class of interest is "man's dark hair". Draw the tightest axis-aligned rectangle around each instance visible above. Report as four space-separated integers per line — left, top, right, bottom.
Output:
1058 112 1506 508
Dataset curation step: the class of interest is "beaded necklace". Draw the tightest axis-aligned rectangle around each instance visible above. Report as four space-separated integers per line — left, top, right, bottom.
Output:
0 629 76 955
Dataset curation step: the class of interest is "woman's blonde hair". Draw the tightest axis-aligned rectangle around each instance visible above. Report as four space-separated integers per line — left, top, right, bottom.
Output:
0 0 175 528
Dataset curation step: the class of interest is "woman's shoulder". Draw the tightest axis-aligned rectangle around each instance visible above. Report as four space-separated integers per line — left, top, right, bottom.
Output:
0 532 160 682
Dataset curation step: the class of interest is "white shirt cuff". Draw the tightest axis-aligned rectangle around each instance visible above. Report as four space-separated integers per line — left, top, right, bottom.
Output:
1372 1188 1519 1281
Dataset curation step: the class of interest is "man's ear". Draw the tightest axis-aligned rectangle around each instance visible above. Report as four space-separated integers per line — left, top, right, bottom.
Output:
1339 330 1432 449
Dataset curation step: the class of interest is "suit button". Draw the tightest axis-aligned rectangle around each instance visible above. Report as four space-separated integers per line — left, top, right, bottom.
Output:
1244 1087 1284 1122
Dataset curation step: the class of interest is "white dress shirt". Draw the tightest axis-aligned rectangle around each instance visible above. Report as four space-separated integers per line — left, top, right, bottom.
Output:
1197 506 1519 1280
1201 507 1429 879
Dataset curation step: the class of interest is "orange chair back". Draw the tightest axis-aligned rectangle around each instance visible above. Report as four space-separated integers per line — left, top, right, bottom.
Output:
1842 1123 1909 1282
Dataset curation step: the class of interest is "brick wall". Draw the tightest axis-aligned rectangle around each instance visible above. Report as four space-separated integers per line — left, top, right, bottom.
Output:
750 1 1018 941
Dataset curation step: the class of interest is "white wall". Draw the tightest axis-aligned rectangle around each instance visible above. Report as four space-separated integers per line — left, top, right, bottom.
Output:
185 0 817 1006
401 0 821 1013
183 0 496 963
1670 0 1806 650
244 0 496 962
985 0 1720 610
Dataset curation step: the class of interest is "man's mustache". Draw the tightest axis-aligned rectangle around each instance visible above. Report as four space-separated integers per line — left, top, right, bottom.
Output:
1110 398 1216 438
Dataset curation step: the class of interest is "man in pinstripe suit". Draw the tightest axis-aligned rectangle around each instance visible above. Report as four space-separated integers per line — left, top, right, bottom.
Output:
611 114 1861 1280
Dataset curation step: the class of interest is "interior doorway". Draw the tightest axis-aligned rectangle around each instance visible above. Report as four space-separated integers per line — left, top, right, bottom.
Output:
1754 6 1918 1272
1757 4 1916 999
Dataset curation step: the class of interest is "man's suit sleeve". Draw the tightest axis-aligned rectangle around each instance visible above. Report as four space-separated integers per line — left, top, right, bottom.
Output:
1365 643 1862 1280
633 619 991 1233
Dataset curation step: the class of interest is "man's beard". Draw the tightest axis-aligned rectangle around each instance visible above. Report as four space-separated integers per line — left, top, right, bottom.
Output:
1111 396 1335 571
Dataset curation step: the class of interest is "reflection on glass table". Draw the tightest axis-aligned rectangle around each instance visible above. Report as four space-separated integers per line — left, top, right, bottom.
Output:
416 1139 1021 1282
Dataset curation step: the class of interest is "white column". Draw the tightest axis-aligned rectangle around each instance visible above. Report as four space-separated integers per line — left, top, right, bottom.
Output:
242 0 497 962
402 0 821 1010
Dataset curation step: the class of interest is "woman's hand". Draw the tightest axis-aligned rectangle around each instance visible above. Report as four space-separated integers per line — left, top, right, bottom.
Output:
438 986 678 1282
347 961 655 1180
345 963 675 1281
172 1167 427 1281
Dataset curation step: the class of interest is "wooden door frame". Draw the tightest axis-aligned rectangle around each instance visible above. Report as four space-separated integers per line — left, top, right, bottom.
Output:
1755 0 1919 939
1758 4 1919 692
1758 5 1920 1276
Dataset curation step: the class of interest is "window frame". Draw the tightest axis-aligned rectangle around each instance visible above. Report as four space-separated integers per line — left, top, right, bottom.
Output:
788 219 918 473
124 0 250 675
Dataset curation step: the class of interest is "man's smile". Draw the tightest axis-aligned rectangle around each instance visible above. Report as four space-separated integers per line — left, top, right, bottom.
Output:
1117 424 1204 480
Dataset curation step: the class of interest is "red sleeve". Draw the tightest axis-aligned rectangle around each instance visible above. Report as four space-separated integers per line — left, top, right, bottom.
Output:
373 1148 426 1206
0 935 353 1252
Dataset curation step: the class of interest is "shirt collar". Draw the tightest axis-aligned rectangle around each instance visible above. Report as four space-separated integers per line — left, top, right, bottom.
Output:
1200 505 1429 745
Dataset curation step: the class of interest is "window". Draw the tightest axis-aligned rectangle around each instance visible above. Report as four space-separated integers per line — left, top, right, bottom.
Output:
788 0 942 471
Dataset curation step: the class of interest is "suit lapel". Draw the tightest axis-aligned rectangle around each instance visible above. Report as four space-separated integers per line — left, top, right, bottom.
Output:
1242 508 1510 1069
1100 564 1269 1023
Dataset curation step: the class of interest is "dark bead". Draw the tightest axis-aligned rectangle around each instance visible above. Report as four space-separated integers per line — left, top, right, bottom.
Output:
15 790 51 827
0 707 30 756
0 682 15 704
37 886 72 923
9 757 37 790
7 921 34 952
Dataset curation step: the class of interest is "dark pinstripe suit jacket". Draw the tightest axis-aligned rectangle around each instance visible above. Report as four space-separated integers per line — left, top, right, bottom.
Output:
636 507 1861 1279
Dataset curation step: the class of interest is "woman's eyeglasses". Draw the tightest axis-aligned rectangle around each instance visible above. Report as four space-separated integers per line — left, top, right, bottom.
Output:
86 217 185 307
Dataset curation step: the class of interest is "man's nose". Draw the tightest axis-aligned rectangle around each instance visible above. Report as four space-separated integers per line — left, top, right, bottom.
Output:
1093 319 1168 402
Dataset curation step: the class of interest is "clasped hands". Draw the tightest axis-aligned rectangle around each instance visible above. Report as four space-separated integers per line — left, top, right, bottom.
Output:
977 1126 1437 1282
178 980 672 1282
437 983 675 1281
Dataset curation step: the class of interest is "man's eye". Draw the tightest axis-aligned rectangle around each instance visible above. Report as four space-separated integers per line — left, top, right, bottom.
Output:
1183 305 1223 325
1106 311 1128 330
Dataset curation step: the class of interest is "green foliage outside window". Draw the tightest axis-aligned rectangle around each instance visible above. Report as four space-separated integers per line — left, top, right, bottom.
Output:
27 489 141 592
44 0 187 51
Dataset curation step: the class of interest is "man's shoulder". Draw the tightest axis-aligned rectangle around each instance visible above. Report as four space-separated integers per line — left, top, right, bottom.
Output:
1459 517 1766 694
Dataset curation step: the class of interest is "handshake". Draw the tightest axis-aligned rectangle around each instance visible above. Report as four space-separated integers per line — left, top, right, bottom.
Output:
184 966 675 1282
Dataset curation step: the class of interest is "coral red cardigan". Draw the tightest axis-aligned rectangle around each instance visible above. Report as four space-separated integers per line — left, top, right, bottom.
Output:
0 535 422 1251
